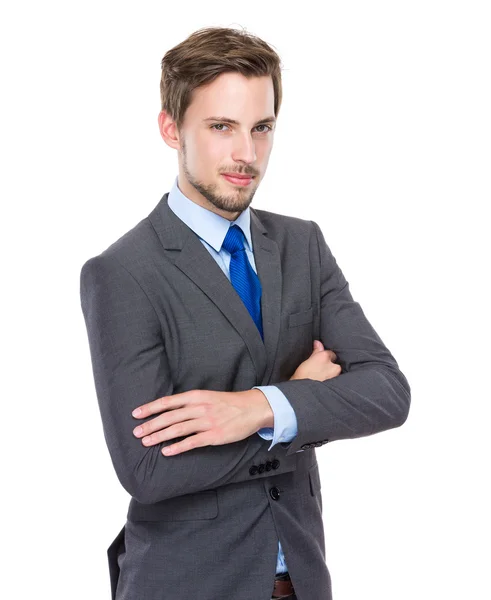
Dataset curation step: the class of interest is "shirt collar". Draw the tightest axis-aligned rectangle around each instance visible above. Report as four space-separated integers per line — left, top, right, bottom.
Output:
167 176 253 253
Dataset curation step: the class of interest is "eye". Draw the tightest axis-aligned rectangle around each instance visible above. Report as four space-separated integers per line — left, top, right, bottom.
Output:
211 123 230 132
255 124 273 133
210 123 274 133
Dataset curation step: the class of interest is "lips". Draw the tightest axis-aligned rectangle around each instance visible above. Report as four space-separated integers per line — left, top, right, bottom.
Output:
221 174 254 186
222 173 253 179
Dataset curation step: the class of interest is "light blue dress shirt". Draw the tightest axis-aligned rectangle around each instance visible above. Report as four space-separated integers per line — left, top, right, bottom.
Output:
167 175 298 574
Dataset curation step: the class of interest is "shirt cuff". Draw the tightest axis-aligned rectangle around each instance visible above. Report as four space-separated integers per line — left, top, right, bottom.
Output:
253 385 298 451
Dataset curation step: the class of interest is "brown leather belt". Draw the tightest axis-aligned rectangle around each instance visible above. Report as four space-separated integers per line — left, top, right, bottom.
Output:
272 571 295 598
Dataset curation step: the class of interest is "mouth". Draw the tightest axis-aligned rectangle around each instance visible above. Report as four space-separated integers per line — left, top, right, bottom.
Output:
221 173 254 187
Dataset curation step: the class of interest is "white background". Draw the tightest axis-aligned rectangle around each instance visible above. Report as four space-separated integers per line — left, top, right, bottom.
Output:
1 1 490 598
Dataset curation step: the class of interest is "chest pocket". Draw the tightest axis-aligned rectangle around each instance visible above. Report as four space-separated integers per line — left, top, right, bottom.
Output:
127 489 218 522
288 306 314 328
275 306 315 381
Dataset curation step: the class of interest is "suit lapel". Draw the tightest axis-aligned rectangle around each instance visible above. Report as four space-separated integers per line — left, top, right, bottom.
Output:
148 193 282 386
249 209 283 386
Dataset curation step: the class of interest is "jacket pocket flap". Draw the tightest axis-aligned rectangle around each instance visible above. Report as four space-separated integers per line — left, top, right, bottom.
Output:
127 489 218 521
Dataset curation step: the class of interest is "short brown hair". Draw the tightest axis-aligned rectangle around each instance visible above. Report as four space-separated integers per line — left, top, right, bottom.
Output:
160 26 284 131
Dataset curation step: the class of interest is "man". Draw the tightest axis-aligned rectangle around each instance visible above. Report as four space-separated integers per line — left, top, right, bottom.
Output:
80 26 410 600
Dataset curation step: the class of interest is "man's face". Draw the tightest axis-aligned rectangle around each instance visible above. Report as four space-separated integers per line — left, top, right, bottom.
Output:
160 72 276 220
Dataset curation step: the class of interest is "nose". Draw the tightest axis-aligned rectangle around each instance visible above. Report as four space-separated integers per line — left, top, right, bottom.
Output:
231 131 257 165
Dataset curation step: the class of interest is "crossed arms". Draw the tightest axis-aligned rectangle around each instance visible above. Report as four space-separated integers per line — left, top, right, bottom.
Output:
80 220 410 503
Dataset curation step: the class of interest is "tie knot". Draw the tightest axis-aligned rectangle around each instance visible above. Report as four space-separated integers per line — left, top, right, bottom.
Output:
222 224 246 255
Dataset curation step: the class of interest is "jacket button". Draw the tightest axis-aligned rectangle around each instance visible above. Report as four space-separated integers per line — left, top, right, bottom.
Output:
258 463 265 474
249 465 258 475
272 459 280 469
270 487 280 501
265 461 273 471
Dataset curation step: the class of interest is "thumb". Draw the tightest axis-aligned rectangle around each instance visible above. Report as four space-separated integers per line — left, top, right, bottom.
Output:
312 339 324 353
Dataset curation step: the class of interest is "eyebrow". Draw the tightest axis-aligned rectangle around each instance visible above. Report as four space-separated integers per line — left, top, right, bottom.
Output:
203 116 276 126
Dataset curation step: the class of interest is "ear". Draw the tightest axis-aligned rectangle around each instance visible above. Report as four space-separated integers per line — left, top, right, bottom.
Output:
158 110 180 150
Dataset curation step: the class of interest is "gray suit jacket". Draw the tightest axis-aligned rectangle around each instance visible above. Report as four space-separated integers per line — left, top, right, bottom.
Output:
79 192 411 600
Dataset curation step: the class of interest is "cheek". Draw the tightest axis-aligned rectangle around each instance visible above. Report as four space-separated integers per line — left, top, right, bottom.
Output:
258 144 273 168
195 135 228 166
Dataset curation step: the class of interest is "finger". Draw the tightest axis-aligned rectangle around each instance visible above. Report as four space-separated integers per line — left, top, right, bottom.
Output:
140 416 210 446
162 432 213 456
326 350 337 361
133 406 205 439
132 390 197 419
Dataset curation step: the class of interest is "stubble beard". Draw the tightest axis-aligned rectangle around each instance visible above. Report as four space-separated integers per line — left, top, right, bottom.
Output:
181 139 258 215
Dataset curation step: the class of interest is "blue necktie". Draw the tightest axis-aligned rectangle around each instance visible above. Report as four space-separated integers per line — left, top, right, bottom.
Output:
222 224 264 340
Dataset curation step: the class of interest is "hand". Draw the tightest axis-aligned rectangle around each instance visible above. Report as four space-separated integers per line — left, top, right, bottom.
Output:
131 388 271 456
290 340 342 381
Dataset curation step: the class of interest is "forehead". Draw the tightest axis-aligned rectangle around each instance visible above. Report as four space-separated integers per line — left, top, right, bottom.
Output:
185 72 275 123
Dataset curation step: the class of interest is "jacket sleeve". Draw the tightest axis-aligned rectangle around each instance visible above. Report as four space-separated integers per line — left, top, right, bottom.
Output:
80 253 296 504
273 220 411 457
